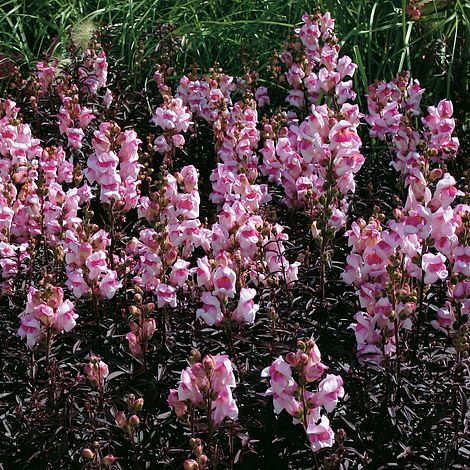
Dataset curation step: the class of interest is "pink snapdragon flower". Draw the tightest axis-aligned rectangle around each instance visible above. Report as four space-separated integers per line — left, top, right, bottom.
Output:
422 253 448 284
212 266 237 298
232 287 259 324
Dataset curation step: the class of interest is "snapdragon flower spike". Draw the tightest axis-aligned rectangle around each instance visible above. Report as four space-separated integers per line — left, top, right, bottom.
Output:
151 84 193 156
345 77 465 364
85 121 142 208
57 84 95 150
192 90 300 328
36 60 57 95
280 12 357 109
168 353 238 426
343 191 468 364
259 13 364 258
175 70 235 124
78 49 108 96
84 355 109 387
17 284 77 348
261 339 344 452
366 72 458 178
63 226 122 300
126 311 157 360
132 165 204 304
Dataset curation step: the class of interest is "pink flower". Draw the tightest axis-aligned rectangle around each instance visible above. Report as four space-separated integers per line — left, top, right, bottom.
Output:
261 356 299 415
286 89 305 109
100 270 122 299
311 374 344 412
65 268 90 298
211 354 237 391
156 283 177 308
85 251 108 280
126 332 142 357
103 88 113 108
306 414 334 452
453 246 470 277
255 86 270 107
432 173 463 209
66 128 85 149
304 343 328 382
54 299 77 332
168 389 187 417
422 252 448 284
17 315 43 348
211 387 239 425
232 287 259 324
177 367 204 404
236 223 259 257
212 266 237 298
194 256 212 288
337 56 357 79
169 259 190 287
84 356 109 387
196 292 223 326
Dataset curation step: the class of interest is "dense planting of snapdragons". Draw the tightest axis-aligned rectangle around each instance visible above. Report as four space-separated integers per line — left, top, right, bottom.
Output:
0 9 469 470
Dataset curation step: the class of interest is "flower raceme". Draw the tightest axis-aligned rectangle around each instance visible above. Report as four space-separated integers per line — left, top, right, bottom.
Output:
344 77 468 364
168 353 238 426
84 355 109 387
261 339 344 452
18 285 77 348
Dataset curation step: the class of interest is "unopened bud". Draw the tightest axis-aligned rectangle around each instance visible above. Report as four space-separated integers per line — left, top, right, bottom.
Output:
203 355 216 370
183 459 199 470
81 448 94 460
129 415 140 427
285 352 299 367
429 168 443 181
102 454 115 467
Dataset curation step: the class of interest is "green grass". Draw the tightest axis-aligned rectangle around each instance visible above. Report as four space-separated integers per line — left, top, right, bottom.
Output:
1 0 469 110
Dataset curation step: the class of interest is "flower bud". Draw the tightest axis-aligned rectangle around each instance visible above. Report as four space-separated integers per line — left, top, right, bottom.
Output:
183 459 199 470
299 352 308 364
189 349 201 364
129 305 141 316
134 398 144 411
129 415 140 427
203 354 216 370
285 352 299 367
190 438 201 448
102 454 115 467
81 448 94 460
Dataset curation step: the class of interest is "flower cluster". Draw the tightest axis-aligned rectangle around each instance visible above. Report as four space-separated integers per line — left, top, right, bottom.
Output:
280 12 357 109
168 353 238 426
343 79 468 364
78 49 108 96
262 338 344 452
84 355 109 388
18 284 77 348
176 70 234 123
64 227 122 300
85 121 142 207
366 73 458 178
57 85 95 149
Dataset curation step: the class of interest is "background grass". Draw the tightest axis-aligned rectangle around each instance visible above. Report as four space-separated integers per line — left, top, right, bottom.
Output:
1 0 469 114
